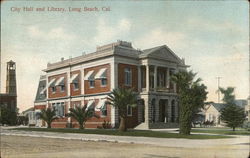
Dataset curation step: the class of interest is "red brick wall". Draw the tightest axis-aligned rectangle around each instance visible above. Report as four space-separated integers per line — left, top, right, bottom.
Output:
84 64 110 94
49 102 68 128
70 70 81 96
123 107 139 128
86 99 111 122
50 100 112 129
48 73 67 99
118 63 138 91
34 105 46 110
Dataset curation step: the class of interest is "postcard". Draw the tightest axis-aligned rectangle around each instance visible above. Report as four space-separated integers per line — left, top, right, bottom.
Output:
0 0 249 158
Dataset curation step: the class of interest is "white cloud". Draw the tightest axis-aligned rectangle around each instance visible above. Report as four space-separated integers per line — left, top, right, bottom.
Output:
187 17 245 34
27 26 43 37
27 26 75 40
83 18 132 48
134 28 186 49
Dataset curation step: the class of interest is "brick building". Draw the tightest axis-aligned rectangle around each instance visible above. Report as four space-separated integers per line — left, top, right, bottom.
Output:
34 41 187 129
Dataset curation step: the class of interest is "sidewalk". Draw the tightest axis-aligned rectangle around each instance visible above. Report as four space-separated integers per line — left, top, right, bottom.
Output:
1 127 249 149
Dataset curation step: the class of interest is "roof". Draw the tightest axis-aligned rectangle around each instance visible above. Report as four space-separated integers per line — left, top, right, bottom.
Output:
34 77 47 102
234 99 247 108
212 103 226 112
44 41 186 72
142 45 164 56
140 45 186 66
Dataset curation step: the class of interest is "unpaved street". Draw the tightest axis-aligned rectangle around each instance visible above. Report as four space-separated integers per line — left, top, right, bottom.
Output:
1 135 249 158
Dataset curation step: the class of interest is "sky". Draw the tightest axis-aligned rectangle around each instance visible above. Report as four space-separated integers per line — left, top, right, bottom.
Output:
1 0 249 112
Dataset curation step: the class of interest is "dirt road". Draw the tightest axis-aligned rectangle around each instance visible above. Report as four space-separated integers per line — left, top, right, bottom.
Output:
1 135 249 158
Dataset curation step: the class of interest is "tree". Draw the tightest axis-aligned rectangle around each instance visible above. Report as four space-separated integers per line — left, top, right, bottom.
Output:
106 88 137 132
0 106 17 125
38 108 57 128
171 70 207 135
219 87 246 131
67 104 99 129
219 87 235 104
220 105 245 131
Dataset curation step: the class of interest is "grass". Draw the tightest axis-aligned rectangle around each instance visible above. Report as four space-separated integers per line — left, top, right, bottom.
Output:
10 128 233 139
191 128 250 135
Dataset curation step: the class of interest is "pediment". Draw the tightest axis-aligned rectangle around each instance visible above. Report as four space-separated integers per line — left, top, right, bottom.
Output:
148 46 182 64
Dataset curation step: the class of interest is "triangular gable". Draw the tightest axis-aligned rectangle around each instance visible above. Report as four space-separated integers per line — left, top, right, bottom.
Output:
141 45 184 65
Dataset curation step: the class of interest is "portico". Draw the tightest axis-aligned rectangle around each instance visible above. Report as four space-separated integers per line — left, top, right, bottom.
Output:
135 45 186 129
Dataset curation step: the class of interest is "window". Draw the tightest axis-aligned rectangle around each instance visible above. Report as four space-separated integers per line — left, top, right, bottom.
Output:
124 68 132 86
52 102 65 117
51 86 56 93
101 103 107 116
73 83 79 90
60 85 65 92
127 105 132 116
101 78 107 86
89 80 95 88
73 103 80 109
149 74 154 89
159 73 165 87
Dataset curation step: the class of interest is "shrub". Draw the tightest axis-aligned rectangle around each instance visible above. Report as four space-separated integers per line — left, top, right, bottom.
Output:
102 120 112 129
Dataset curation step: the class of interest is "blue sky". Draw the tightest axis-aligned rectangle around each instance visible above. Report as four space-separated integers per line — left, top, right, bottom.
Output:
1 1 249 111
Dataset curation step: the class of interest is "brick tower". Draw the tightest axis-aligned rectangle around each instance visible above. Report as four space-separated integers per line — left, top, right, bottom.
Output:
6 60 17 95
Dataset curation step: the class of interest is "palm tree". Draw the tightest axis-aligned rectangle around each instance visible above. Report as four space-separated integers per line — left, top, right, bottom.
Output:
67 104 99 129
38 108 57 128
107 88 137 132
171 70 207 135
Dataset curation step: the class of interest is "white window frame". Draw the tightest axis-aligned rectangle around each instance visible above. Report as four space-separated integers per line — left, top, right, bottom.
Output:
101 103 107 117
51 86 56 93
89 80 95 88
124 67 132 86
73 82 79 90
53 102 65 117
60 85 65 92
101 78 107 87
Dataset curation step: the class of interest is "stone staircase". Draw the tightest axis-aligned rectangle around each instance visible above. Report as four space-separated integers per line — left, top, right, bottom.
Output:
135 122 179 130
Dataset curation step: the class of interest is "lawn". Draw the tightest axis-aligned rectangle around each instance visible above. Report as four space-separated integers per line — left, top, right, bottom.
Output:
191 128 250 135
10 128 233 139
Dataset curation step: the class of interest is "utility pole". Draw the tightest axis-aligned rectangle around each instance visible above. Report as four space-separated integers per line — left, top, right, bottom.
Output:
216 77 221 103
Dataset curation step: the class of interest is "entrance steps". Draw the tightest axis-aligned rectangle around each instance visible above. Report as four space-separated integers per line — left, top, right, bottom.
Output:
134 123 149 130
134 122 179 130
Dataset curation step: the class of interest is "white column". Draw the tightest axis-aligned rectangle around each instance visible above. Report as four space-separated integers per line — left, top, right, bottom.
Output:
173 69 177 93
154 65 157 91
46 75 49 109
167 68 170 89
111 60 118 127
144 97 150 129
111 61 118 90
67 71 71 96
146 65 150 92
138 66 141 92
81 68 84 95
67 71 71 125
